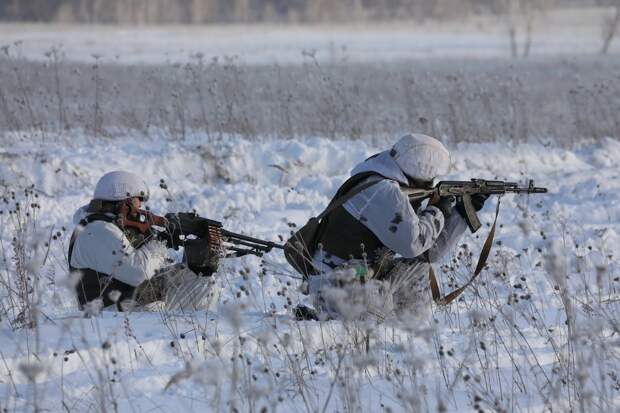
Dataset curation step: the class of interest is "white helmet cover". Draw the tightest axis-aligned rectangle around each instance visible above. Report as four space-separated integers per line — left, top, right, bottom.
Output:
390 133 451 181
93 171 150 202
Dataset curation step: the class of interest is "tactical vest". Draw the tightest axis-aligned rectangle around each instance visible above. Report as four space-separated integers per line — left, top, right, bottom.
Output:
317 173 386 268
68 214 145 311
317 173 424 270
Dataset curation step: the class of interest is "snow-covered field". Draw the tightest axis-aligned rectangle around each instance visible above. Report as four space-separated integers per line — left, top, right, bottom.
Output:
1 7 617 64
1 132 619 412
1 6 619 410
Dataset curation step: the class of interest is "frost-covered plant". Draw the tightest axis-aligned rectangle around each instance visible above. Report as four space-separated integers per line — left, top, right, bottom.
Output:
0 186 51 329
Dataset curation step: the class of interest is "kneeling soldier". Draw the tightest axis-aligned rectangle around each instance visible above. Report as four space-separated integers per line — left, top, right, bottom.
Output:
68 171 219 312
309 134 488 318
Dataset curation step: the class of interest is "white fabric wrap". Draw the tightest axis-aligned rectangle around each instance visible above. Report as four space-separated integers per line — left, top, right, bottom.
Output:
70 219 169 287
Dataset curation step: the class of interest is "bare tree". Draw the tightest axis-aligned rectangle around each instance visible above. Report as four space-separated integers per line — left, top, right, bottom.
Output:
601 0 620 54
502 0 555 58
352 0 365 22
234 0 251 22
504 0 520 57
191 0 209 24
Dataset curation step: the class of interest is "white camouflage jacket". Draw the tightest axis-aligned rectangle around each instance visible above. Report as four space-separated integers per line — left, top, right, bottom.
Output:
312 150 467 270
69 206 169 287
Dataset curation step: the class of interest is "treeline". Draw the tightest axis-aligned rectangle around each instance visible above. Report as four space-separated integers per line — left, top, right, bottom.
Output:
0 0 588 25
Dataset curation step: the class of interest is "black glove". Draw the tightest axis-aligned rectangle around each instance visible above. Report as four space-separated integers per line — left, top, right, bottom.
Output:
157 230 181 250
164 213 184 236
455 193 490 218
431 196 455 218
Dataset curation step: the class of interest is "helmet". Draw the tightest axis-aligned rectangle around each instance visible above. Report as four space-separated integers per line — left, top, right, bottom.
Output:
93 171 150 202
390 133 450 181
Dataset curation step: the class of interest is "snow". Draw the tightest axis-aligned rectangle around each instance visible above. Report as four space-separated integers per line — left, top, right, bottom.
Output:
0 7 617 64
1 131 619 412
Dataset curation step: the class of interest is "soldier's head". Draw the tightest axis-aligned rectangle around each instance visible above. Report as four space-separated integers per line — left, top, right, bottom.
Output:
390 133 450 188
89 170 150 212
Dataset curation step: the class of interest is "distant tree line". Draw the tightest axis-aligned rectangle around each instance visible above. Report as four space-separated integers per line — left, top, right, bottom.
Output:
0 0 603 24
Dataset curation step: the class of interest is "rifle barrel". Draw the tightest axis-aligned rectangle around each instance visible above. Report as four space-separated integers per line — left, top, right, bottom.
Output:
506 186 548 194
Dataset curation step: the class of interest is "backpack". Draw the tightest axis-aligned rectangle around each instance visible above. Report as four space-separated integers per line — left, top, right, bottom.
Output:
283 172 381 279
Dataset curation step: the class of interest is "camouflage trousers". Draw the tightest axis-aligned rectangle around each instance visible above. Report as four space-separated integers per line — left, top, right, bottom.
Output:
133 265 220 312
308 257 432 321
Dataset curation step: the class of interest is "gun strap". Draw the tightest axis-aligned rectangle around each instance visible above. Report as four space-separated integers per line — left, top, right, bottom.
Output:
428 198 501 306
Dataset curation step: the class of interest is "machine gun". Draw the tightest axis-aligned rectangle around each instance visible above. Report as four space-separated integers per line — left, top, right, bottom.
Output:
162 212 284 276
403 179 548 233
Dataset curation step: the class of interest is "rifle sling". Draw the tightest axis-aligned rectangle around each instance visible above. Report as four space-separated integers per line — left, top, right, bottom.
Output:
428 198 501 306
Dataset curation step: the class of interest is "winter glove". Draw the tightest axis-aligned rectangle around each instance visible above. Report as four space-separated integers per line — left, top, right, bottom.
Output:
455 193 490 218
431 196 455 218
157 230 181 250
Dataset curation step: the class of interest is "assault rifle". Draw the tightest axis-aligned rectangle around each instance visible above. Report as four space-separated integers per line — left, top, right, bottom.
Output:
401 179 547 306
403 179 548 233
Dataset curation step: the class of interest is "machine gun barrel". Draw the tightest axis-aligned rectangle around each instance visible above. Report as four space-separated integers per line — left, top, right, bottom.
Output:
221 229 284 254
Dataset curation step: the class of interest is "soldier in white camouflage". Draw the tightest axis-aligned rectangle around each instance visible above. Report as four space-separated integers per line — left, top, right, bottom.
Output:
68 171 219 312
307 134 488 320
